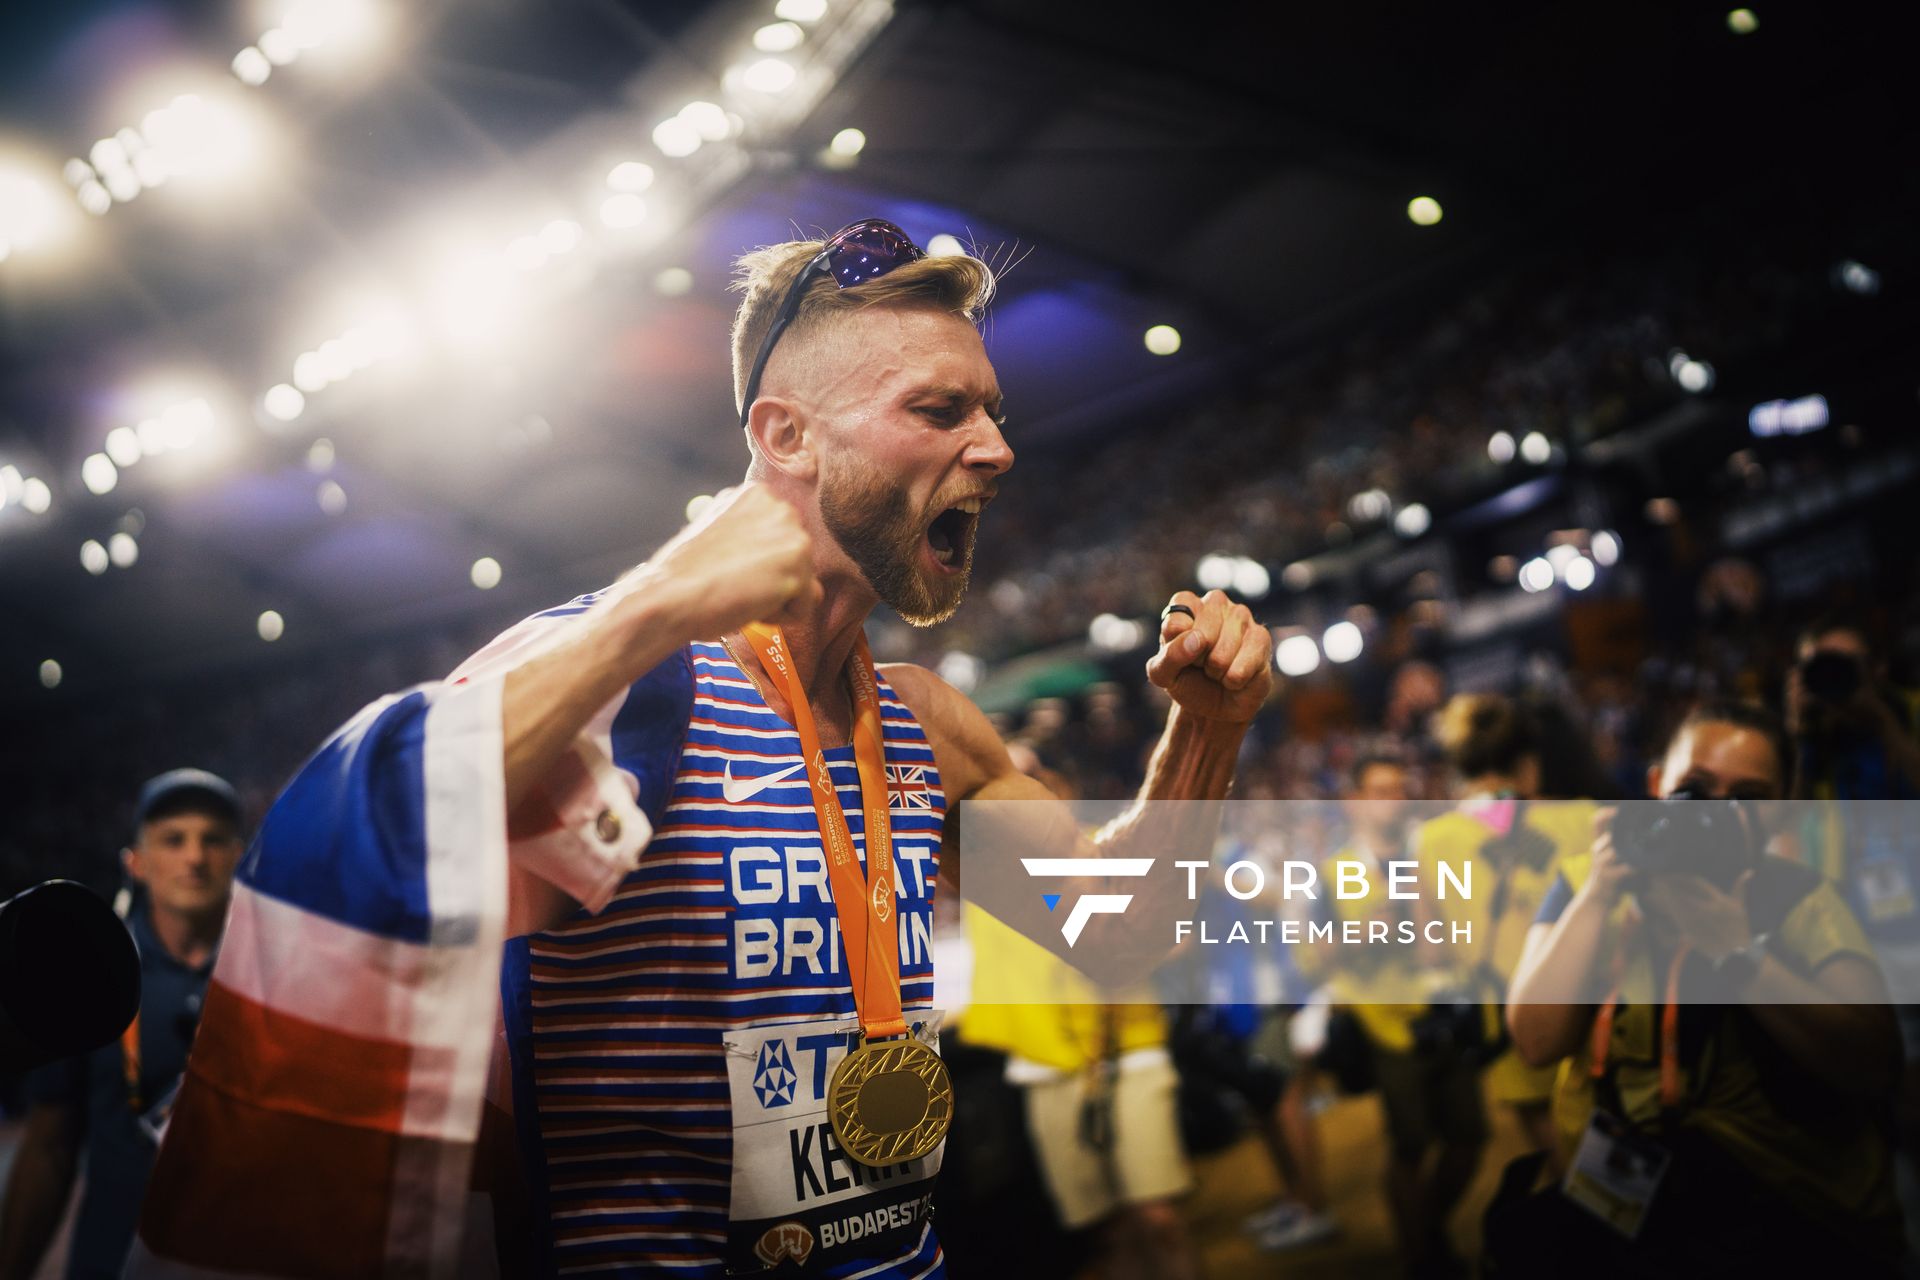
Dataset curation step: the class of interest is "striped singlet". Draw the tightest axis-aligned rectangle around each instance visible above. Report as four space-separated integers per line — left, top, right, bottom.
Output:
521 640 947 1277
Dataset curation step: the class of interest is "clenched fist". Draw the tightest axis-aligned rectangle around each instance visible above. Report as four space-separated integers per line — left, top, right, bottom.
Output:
1147 589 1273 723
640 483 820 639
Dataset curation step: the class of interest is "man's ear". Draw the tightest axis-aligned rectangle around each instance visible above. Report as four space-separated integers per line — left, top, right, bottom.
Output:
121 845 145 886
745 398 817 482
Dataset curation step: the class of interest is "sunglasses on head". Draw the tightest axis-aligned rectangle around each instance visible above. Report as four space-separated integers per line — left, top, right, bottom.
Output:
737 218 925 428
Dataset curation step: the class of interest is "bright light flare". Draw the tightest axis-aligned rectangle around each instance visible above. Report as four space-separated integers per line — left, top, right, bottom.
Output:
600 194 648 229
1322 621 1364 664
1591 530 1621 566
257 609 285 641
470 556 502 590
755 21 806 51
1407 195 1443 226
740 58 797 95
679 101 732 141
20 477 51 514
654 266 693 296
1519 557 1554 593
108 532 139 568
652 116 701 158
829 127 867 157
0 165 68 255
232 47 273 86
105 427 143 467
1488 431 1516 463
1726 8 1758 35
1144 324 1182 355
81 453 119 495
606 161 654 191
80 540 110 575
1394 503 1431 537
926 233 965 257
1564 556 1596 591
39 659 62 689
1520 430 1551 463
1276 633 1321 678
775 0 828 20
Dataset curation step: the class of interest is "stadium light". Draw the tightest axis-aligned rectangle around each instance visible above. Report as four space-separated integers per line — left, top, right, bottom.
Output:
82 454 119 495
756 21 806 51
652 116 701 158
1276 633 1321 678
1394 503 1431 538
606 161 654 192
1487 431 1515 464
775 0 829 20
1519 557 1554 593
1564 556 1597 591
1407 196 1443 226
1520 431 1551 464
1726 8 1758 35
80 540 110 575
1591 530 1621 566
926 234 965 257
39 660 62 689
257 609 285 641
470 557 502 590
829 127 866 157
20 477 51 515
1323 621 1364 664
1144 324 1182 355
108 532 139 568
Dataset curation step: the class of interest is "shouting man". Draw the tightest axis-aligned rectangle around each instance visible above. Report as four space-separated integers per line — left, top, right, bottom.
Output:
136 221 1271 1278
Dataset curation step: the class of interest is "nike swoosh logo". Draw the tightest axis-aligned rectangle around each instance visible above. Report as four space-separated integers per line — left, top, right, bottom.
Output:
722 759 808 804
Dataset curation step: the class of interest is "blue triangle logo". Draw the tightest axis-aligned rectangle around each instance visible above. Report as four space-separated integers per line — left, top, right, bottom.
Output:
1042 894 1061 912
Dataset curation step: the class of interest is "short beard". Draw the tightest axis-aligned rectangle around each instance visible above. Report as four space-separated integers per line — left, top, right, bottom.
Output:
819 459 973 627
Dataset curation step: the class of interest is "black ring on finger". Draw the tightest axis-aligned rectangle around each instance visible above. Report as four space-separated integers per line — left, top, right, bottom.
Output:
1161 603 1196 623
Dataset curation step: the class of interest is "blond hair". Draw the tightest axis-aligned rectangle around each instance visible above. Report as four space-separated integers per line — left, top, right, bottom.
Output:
728 236 995 413
1434 693 1536 779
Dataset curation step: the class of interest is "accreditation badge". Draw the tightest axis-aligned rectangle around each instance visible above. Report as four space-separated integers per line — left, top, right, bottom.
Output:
1560 1110 1671 1239
722 1015 945 1274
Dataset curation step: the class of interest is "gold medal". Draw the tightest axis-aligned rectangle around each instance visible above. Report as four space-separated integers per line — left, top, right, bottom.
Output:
828 1037 954 1167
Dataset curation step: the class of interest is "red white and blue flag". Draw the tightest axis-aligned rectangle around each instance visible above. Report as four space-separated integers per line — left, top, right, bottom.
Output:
131 603 651 1279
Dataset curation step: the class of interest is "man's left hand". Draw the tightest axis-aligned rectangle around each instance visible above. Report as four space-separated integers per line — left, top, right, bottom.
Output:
1148 589 1274 723
1644 869 1755 960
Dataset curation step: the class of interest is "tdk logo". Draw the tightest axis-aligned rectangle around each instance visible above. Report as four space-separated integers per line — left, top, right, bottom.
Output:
1020 858 1155 946
753 1039 798 1108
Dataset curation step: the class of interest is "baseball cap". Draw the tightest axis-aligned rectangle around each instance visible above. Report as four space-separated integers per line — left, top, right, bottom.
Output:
133 768 242 836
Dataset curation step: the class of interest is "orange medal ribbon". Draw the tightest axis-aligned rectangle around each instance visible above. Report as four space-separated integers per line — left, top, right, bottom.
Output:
739 624 907 1041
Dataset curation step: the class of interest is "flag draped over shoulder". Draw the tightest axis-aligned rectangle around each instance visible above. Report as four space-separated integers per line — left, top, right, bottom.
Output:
131 602 654 1279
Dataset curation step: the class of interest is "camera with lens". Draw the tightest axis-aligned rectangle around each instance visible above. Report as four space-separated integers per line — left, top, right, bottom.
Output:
1609 788 1756 890
1800 650 1864 706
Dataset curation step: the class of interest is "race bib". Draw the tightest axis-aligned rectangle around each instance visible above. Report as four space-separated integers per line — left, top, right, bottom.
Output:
1561 1110 1670 1239
722 1016 944 1274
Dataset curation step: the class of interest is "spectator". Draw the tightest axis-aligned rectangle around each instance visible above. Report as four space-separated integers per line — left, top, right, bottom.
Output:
0 771 244 1280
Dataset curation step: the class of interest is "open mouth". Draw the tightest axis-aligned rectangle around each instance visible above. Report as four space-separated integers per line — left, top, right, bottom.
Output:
924 498 984 570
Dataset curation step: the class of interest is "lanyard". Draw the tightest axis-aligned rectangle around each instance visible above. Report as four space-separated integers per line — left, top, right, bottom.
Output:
122 1010 143 1110
1590 937 1690 1110
739 624 907 1042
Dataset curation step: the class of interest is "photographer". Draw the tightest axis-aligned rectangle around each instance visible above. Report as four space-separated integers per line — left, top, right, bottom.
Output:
1494 702 1901 1275
1788 614 1920 804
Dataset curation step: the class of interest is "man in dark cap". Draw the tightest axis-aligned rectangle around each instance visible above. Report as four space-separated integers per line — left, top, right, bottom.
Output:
0 770 244 1280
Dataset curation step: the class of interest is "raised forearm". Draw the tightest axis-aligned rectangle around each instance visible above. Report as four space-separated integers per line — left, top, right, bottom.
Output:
1136 703 1247 804
1507 889 1613 1065
501 572 693 813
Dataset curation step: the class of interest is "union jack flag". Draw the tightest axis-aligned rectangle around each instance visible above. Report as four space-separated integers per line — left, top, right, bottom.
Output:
887 763 933 812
